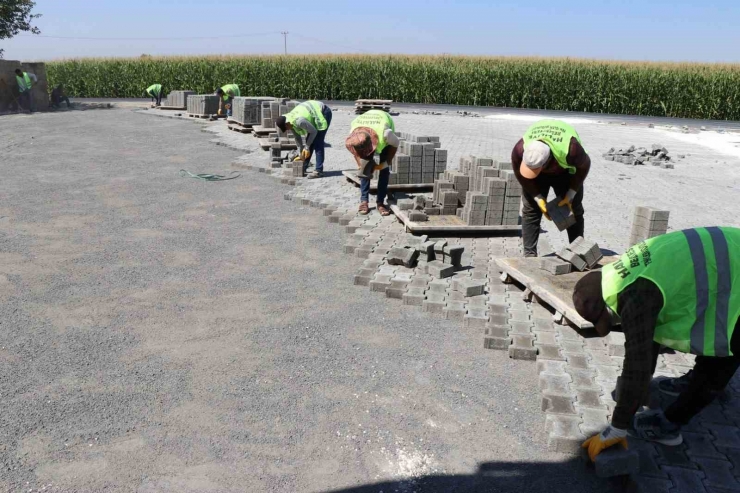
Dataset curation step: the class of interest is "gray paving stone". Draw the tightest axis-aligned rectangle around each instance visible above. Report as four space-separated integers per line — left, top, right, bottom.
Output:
444 301 467 321
693 457 740 491
509 344 538 361
545 414 585 455
483 336 510 350
539 373 572 394
661 466 708 493
684 432 726 460
711 424 740 450
484 325 509 338
422 297 446 314
629 475 673 493
577 407 610 437
464 309 489 328
575 389 608 410
369 274 393 293
403 287 426 306
593 446 640 478
536 344 565 361
542 392 577 415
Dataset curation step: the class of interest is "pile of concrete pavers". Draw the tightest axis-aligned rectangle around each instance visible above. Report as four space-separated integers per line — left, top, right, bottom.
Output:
231 97 275 126
166 90 194 108
629 206 670 245
255 99 295 133
430 156 522 226
540 237 603 275
545 198 577 232
602 144 678 169
186 95 220 116
395 195 435 222
386 237 468 280
376 133 447 185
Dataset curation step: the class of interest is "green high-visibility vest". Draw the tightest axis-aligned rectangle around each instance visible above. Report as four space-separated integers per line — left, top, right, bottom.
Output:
350 110 395 155
522 120 584 174
146 84 162 97
16 72 32 92
602 227 740 357
285 101 328 136
220 84 240 100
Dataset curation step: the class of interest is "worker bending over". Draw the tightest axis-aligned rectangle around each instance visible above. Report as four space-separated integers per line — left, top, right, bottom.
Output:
50 84 71 109
15 68 38 113
512 120 591 257
145 84 164 107
216 84 240 117
573 227 740 461
275 100 333 179
345 110 399 216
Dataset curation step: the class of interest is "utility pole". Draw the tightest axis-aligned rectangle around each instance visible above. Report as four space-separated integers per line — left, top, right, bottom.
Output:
281 32 289 55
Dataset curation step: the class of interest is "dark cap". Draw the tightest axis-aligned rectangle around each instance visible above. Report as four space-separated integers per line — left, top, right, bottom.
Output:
573 271 611 335
275 116 287 133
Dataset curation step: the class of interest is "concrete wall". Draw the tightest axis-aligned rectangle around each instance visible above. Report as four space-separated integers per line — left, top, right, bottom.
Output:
0 60 49 113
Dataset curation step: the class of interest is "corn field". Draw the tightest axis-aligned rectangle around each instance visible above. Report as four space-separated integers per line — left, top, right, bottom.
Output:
47 55 740 120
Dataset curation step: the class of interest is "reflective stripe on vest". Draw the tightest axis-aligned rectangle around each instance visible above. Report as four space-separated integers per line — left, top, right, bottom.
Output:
17 72 32 91
522 120 585 174
221 84 240 100
285 101 328 135
146 84 162 97
350 110 395 155
602 227 740 356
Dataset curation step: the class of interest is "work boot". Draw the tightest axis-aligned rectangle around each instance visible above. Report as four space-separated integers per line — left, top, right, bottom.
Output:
629 409 683 446
307 171 324 179
658 370 693 397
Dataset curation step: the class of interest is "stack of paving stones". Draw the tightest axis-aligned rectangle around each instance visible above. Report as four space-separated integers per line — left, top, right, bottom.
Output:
166 90 194 108
629 206 670 246
603 144 677 169
255 98 295 133
186 95 220 116
231 97 277 127
194 116 740 490
381 133 447 185
355 99 392 114
431 156 521 225
546 198 576 231
397 195 436 222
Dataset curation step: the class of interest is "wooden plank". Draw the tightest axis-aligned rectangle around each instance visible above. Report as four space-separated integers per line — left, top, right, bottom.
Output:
356 99 393 104
495 256 618 329
342 170 433 192
391 205 521 234
157 105 186 110
258 139 297 151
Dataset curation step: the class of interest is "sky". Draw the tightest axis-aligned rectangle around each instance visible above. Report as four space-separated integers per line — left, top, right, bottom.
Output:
1 0 739 62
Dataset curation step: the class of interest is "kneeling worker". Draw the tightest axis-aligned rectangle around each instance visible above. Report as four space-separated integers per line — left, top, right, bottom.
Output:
275 100 333 179
215 83 240 117
512 120 591 257
573 227 740 461
145 83 164 107
345 109 399 216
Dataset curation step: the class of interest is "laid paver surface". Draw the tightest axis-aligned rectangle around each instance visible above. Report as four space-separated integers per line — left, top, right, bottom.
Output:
2 104 740 492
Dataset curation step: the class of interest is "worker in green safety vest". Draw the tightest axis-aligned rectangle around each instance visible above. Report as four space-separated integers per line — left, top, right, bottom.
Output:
14 68 38 113
345 110 400 216
215 84 240 117
145 84 164 107
572 227 740 462
275 100 333 179
512 120 591 257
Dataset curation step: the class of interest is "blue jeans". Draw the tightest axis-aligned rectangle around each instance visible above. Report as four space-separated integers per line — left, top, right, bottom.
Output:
308 106 333 173
361 167 390 204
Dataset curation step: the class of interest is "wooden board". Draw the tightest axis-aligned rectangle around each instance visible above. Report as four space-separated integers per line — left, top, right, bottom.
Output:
187 113 216 120
342 170 434 192
391 204 522 234
157 105 186 110
495 256 619 329
228 125 251 134
252 125 278 135
258 139 297 151
356 99 393 104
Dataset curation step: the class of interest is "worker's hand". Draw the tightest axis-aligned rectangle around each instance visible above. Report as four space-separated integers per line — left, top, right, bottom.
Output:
217 108 223 116
535 195 551 221
582 426 628 462
300 149 311 161
557 189 578 213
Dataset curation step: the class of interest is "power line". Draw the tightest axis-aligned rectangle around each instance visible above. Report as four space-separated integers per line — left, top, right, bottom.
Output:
281 32 288 55
17 32 280 41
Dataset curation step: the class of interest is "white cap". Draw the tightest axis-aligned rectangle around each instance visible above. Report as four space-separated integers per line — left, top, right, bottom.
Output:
521 140 551 179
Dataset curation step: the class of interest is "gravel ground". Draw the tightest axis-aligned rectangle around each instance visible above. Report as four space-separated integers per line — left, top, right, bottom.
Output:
0 109 618 493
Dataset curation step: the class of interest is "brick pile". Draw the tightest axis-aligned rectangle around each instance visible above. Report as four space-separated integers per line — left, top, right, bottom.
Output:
629 206 670 245
552 237 603 272
166 90 194 108
381 133 447 185
231 97 277 126
186 95 220 116
430 156 521 226
603 144 679 169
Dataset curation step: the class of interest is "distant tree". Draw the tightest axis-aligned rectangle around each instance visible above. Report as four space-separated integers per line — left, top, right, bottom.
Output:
0 1 41 59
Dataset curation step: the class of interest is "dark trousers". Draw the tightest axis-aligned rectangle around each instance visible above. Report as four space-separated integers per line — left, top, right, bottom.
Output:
360 166 390 205
521 173 584 257
152 92 163 106
308 106 333 173
52 96 71 108
651 320 740 425
19 90 33 112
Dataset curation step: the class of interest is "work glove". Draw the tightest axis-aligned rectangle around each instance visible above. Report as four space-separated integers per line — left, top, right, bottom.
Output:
582 426 628 462
535 195 551 221
300 149 311 161
557 189 578 213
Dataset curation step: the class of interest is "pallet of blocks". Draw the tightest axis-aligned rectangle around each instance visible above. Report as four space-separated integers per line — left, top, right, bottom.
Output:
430 156 522 226
230 97 275 128
378 133 447 186
355 99 392 114
252 99 295 136
186 95 220 117
164 90 194 109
